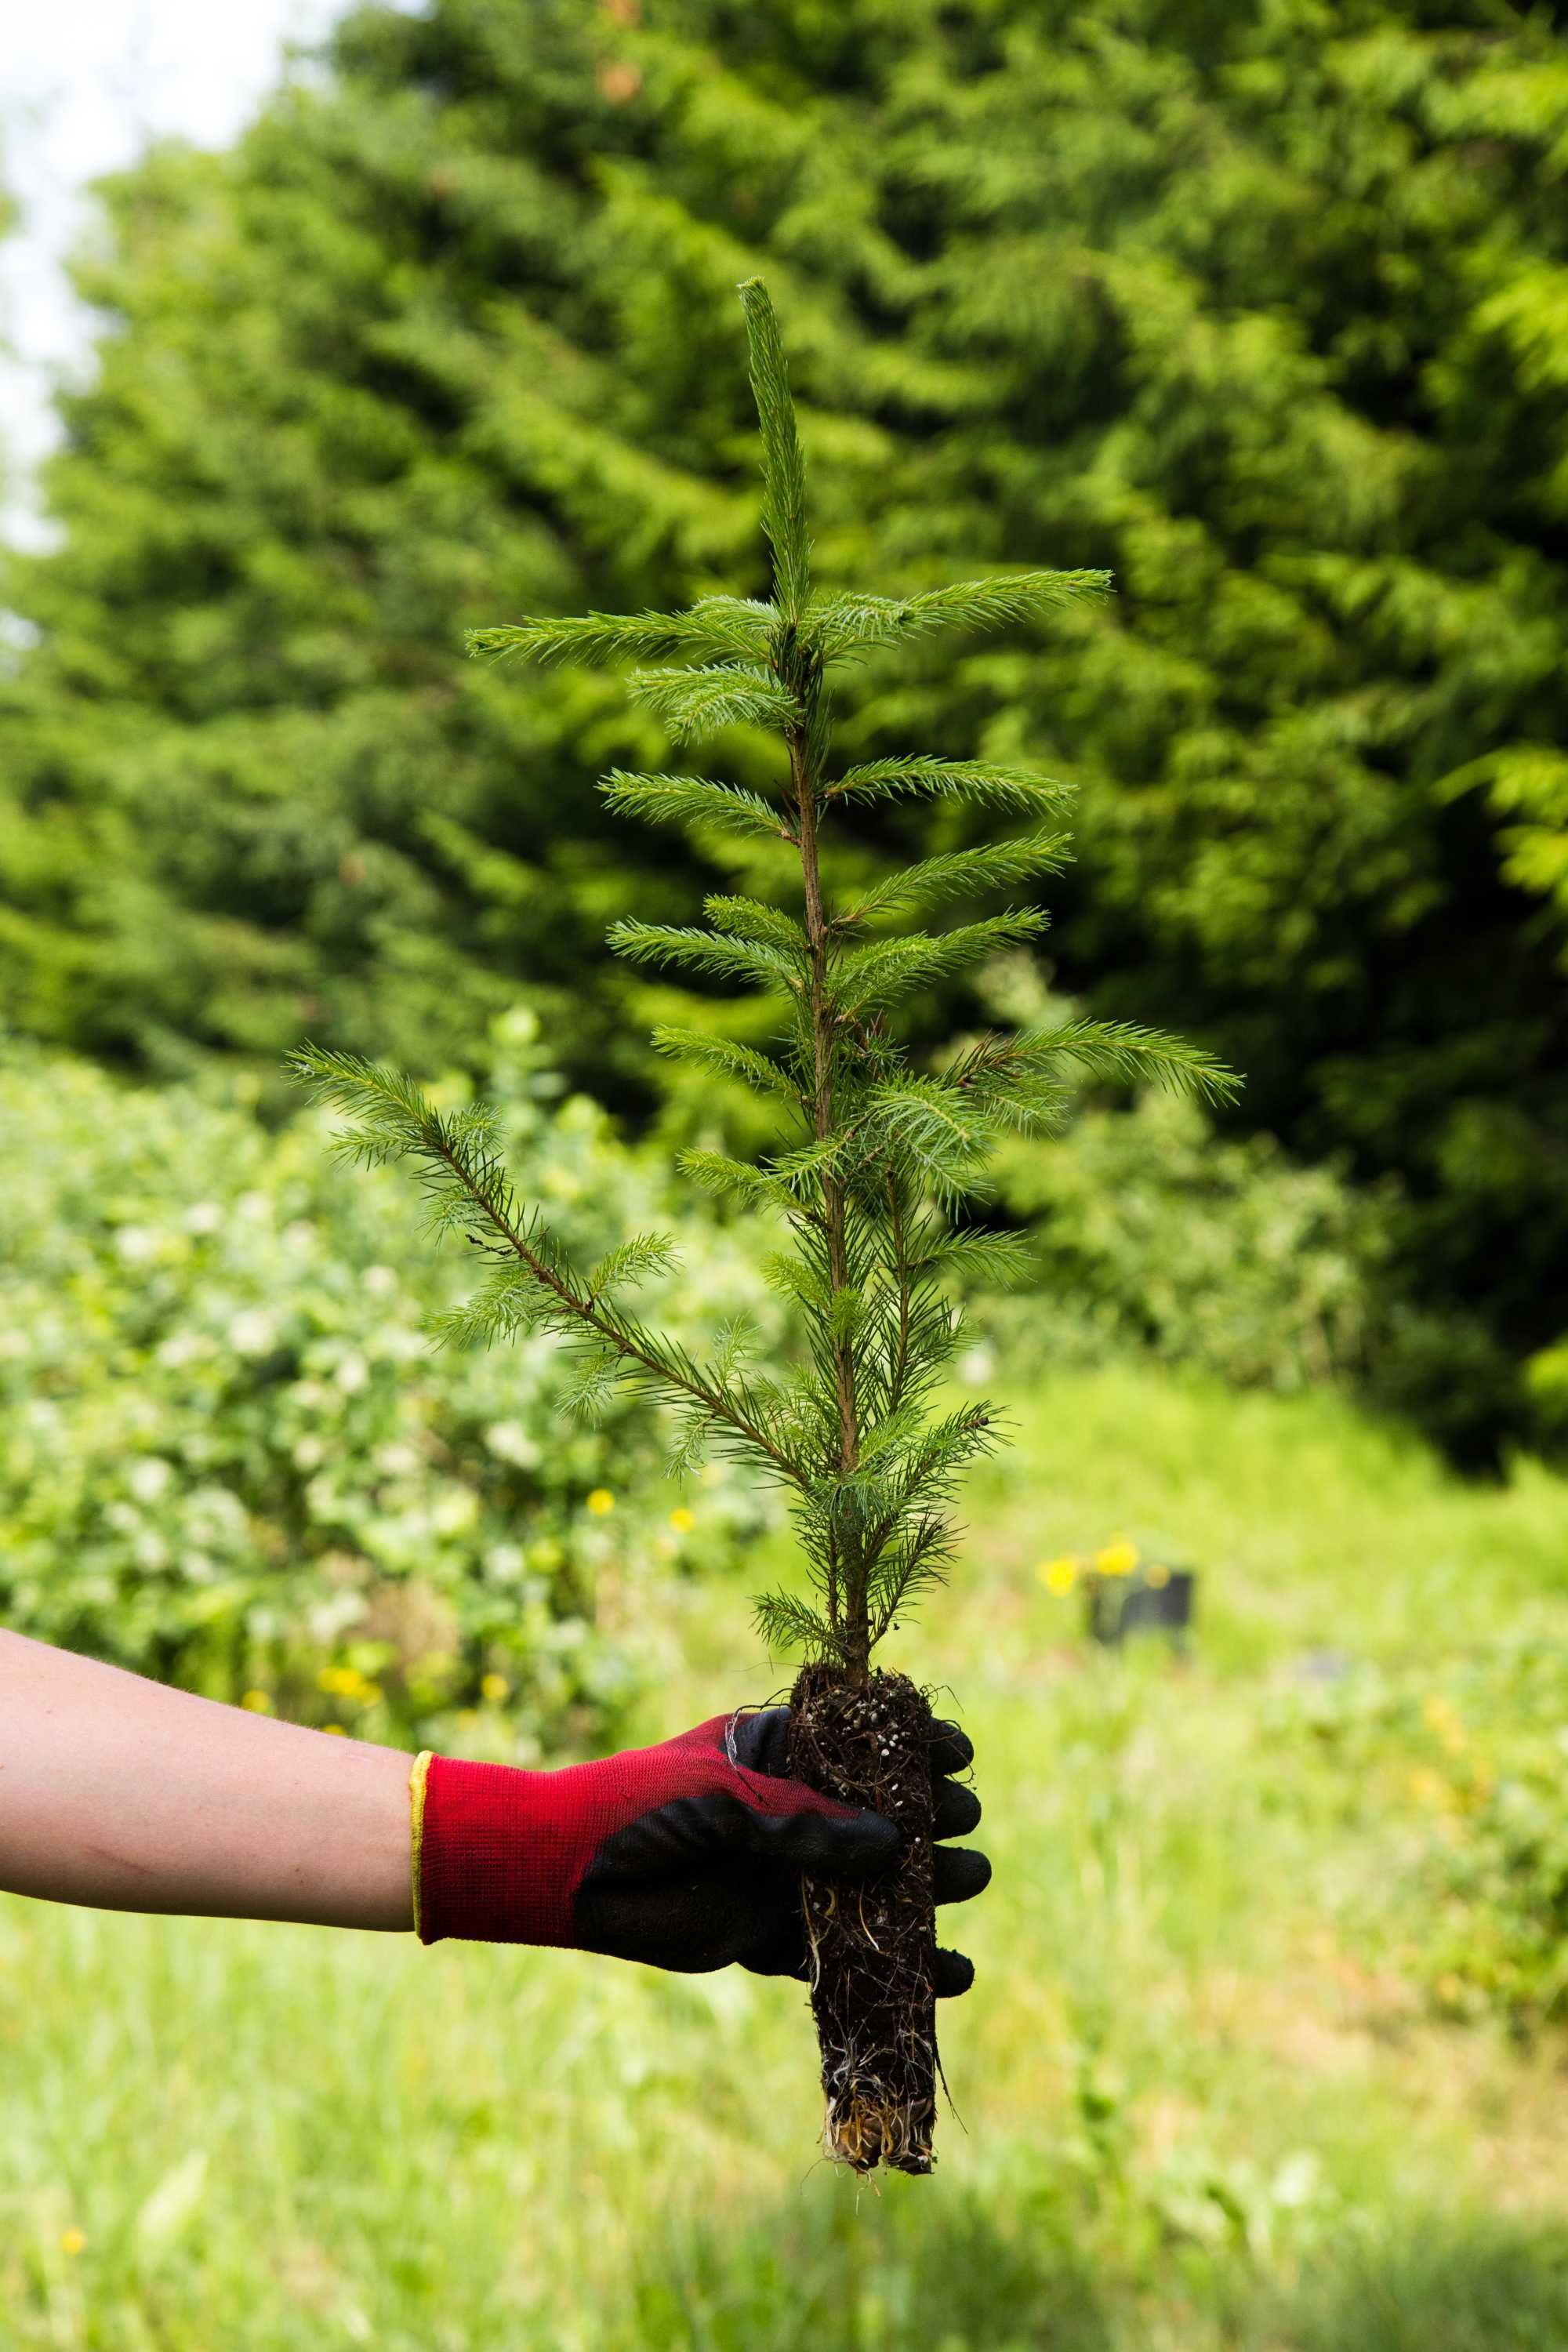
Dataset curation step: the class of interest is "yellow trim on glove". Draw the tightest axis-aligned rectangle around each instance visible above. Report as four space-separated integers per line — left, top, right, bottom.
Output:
409 1750 434 1940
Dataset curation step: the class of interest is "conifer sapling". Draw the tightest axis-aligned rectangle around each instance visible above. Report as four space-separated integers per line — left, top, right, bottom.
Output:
290 281 1236 2173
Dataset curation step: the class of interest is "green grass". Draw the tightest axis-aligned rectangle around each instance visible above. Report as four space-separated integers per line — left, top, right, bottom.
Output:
5 1361 1568 2348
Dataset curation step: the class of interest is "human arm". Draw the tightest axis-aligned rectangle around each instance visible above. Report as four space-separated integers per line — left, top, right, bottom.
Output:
0 1631 989 1984
0 1628 412 1928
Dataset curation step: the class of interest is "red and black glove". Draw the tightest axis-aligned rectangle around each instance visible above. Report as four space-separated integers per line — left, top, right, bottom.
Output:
412 1706 987 1996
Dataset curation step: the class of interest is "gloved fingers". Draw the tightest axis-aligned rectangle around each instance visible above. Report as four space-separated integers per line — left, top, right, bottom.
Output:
934 1945 975 1998
933 1843 991 1904
579 1853 782 1975
737 1911 809 1980
741 1816 989 1904
929 1719 973 1775
932 1777 982 1839
742 1801 902 1873
741 1926 976 1999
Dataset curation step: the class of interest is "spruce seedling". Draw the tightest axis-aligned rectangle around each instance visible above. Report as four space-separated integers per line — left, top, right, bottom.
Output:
290 281 1236 2172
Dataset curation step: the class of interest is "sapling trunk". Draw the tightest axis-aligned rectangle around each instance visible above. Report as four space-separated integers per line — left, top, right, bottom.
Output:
779 561 941 2169
291 281 1236 2172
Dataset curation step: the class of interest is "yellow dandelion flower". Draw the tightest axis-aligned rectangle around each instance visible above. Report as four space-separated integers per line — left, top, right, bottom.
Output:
323 1723 347 1737
586 1488 615 1515
1094 1538 1139 1578
669 1508 696 1535
60 2229 85 2256
481 1672 510 1704
1037 1555 1080 1597
1145 1562 1171 1589
240 1689 272 1713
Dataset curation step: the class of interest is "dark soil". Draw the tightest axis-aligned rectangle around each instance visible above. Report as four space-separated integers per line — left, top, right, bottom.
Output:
786 1662 938 2174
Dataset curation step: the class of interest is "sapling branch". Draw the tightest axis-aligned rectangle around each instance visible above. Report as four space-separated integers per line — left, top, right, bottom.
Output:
288 1046 804 1486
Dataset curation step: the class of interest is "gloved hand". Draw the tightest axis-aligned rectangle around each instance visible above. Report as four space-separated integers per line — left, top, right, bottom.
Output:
412 1705 988 1994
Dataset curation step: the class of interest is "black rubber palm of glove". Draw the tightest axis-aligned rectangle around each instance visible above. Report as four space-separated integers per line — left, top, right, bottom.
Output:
574 1705 989 1995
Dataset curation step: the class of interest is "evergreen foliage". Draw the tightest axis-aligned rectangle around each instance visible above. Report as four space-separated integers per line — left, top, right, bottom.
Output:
294 285 1232 1673
5 0 1568 1447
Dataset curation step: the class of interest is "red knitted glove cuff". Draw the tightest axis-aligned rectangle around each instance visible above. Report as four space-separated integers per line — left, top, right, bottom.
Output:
412 1752 591 1947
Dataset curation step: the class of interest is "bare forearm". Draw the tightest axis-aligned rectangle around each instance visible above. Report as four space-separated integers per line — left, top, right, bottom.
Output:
0 1631 414 1929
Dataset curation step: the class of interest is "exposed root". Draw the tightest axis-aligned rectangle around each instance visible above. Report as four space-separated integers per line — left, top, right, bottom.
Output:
787 1664 939 2176
801 1875 826 1994
825 2089 931 2174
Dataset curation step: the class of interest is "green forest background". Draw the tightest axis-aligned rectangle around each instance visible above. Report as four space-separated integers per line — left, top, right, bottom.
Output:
6 4 1568 2346
5 0 1568 1461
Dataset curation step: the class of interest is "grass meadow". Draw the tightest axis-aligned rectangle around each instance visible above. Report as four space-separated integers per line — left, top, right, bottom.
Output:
7 1361 1568 2349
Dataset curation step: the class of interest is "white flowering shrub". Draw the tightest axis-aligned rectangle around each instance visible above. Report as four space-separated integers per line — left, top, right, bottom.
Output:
983 1089 1392 1394
0 1012 784 1756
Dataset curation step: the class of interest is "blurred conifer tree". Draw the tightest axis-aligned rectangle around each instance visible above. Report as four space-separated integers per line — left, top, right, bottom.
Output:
4 0 1568 1453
